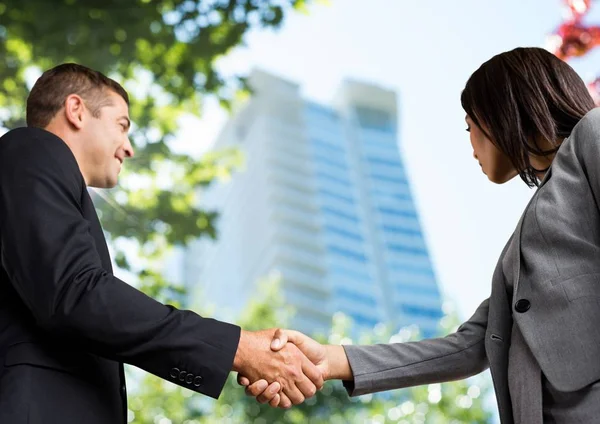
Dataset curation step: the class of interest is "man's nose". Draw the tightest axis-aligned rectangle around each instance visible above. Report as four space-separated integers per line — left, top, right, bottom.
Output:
124 138 134 158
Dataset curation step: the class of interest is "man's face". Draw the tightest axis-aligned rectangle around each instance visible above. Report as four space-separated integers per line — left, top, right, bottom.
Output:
80 90 134 188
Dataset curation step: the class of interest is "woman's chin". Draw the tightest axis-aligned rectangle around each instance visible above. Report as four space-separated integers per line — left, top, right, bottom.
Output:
487 171 518 185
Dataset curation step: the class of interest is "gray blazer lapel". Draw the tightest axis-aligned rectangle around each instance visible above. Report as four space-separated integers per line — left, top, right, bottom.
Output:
512 167 552 295
511 214 525 295
488 167 553 346
488 250 512 339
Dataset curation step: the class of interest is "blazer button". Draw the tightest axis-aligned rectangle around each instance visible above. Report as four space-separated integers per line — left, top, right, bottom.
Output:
515 299 531 313
185 373 194 384
169 368 180 379
193 376 203 387
179 370 187 381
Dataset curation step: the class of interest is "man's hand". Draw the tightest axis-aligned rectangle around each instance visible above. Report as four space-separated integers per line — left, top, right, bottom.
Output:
232 329 323 407
237 329 329 408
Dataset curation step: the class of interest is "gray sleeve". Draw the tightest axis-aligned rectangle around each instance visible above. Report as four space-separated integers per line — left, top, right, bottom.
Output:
342 297 489 396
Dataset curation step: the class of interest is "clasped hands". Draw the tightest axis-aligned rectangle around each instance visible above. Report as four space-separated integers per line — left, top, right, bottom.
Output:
233 328 329 409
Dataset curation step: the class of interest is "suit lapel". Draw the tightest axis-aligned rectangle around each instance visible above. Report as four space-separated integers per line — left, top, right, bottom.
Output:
512 166 552 295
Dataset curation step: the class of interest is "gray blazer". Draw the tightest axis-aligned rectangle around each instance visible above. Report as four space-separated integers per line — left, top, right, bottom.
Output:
342 107 600 424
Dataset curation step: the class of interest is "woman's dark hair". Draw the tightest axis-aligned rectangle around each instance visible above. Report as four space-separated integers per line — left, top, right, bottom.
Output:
461 47 596 187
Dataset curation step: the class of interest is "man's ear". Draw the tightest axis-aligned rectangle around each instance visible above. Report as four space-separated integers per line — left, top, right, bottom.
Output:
64 94 86 130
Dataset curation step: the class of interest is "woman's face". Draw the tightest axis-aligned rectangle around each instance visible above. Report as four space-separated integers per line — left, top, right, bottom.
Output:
466 115 519 184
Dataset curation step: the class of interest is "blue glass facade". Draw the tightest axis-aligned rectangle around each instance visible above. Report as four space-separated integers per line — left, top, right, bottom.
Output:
303 101 442 337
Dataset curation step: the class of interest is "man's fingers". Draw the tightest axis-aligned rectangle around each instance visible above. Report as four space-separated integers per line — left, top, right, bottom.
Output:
300 354 324 390
279 393 292 409
269 393 281 408
244 379 268 397
283 383 306 406
295 375 318 401
275 341 316 405
237 374 250 387
257 382 281 404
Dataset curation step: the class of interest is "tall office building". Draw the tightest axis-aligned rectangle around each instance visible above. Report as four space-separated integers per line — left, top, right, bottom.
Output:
182 70 443 338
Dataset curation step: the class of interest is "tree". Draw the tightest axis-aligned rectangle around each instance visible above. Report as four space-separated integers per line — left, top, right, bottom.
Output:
1 2 495 422
129 276 494 423
548 0 600 104
0 0 316 303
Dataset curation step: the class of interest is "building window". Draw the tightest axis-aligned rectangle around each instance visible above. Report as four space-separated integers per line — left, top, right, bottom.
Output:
386 243 428 256
312 138 343 153
328 245 367 262
378 207 417 218
324 225 363 242
394 283 440 296
316 170 350 187
367 156 401 168
313 153 348 172
370 173 407 185
318 188 354 206
401 304 443 320
381 225 421 236
322 206 360 223
306 101 339 121
355 106 394 131
329 265 371 282
334 288 377 307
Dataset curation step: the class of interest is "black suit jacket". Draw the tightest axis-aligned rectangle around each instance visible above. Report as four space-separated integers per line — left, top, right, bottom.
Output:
0 127 241 423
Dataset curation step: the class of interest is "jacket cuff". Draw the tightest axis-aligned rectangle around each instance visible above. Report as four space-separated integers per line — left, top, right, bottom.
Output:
341 344 372 396
163 319 241 399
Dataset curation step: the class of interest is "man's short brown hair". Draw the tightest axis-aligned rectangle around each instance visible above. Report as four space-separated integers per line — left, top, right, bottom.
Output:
26 63 129 128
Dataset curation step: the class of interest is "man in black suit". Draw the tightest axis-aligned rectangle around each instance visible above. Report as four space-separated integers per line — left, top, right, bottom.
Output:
0 63 322 423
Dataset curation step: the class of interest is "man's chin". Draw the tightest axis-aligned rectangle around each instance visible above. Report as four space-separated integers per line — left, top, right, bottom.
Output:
106 179 118 189
88 178 118 189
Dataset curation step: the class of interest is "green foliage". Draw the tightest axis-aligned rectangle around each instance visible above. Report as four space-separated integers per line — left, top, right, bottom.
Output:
0 0 313 306
0 0 314 122
128 278 494 423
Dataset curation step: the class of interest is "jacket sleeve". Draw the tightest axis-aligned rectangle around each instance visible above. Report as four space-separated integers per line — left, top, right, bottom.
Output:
0 127 240 399
342 297 489 396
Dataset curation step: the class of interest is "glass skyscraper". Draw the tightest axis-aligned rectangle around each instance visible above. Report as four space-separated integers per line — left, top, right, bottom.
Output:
182 70 443 338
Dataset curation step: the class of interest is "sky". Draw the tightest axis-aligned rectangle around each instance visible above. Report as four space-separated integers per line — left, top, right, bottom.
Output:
173 0 600 321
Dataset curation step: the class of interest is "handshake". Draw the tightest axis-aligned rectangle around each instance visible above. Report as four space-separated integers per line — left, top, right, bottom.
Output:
232 328 351 408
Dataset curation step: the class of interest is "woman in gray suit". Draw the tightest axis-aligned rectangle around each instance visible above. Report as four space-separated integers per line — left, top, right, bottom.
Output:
240 47 600 423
